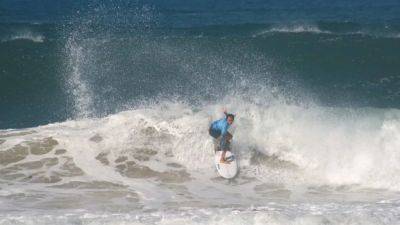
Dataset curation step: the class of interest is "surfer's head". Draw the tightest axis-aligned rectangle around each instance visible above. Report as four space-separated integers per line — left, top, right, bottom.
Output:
226 114 234 125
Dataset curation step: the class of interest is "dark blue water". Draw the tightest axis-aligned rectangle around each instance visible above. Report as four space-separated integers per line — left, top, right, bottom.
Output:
1 1 400 129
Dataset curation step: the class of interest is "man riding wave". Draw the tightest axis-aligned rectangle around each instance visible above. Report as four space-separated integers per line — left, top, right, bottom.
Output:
209 109 235 164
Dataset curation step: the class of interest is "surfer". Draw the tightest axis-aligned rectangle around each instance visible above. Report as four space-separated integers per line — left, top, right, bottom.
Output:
209 109 235 164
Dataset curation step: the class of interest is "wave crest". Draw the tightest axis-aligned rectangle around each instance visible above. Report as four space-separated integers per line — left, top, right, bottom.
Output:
1 31 45 43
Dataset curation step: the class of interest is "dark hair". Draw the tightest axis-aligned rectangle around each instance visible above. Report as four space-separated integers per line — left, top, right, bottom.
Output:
226 113 235 120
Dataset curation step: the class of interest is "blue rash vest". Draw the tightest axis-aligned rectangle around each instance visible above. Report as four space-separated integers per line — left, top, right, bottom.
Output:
210 118 230 150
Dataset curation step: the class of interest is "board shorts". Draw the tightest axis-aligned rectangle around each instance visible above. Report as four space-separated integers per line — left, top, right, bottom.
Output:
209 126 231 151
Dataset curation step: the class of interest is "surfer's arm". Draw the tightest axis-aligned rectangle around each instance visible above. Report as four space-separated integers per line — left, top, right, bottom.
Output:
223 108 228 116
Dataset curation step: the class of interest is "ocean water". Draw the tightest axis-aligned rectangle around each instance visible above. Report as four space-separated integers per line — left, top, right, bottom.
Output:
1 1 400 224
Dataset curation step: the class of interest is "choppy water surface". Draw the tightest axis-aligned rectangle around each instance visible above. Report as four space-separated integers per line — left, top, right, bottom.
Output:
1 1 400 224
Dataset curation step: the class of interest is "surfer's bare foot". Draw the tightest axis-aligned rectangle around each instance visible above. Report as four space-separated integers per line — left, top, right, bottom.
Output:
220 159 230 164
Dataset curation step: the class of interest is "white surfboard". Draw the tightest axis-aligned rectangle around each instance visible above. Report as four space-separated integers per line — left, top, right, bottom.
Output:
214 151 238 179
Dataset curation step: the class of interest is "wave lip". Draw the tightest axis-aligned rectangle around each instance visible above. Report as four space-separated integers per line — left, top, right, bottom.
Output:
251 23 400 39
269 24 330 34
252 24 331 37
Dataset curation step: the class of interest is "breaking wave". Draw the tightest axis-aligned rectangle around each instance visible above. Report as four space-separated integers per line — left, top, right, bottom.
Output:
1 30 45 43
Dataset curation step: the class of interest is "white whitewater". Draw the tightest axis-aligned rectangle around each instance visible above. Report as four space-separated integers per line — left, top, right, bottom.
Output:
1 98 400 224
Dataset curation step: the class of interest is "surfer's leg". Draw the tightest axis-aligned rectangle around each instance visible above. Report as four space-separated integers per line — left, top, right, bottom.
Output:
220 150 230 164
219 132 233 163
220 150 226 163
226 132 232 143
